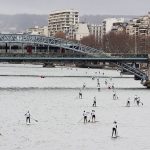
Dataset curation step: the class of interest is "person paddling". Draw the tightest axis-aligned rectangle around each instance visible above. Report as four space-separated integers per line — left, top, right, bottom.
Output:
79 91 82 99
91 110 96 122
82 83 86 89
112 121 118 138
93 96 96 107
83 111 88 124
136 97 143 106
126 97 131 107
25 111 31 124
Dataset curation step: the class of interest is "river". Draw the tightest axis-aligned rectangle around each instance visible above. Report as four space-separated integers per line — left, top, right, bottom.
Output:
0 63 149 150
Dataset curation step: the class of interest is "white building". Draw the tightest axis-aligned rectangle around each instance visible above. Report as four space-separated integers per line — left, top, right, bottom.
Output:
102 18 125 36
76 23 90 41
126 12 150 52
26 26 48 37
88 24 102 41
48 9 79 39
126 12 150 37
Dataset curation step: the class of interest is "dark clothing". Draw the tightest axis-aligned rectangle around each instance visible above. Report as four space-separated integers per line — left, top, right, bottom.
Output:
92 115 95 122
26 117 30 124
112 123 117 137
79 92 82 99
25 111 31 124
127 101 130 107
137 100 140 106
93 101 96 107
113 94 116 100
97 83 100 87
112 128 117 137
84 116 87 123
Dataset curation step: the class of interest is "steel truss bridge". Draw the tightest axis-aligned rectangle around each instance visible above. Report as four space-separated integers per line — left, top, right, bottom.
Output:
0 34 149 84
0 34 103 56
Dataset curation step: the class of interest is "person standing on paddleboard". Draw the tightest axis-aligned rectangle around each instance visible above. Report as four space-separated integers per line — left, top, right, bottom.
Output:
25 111 31 124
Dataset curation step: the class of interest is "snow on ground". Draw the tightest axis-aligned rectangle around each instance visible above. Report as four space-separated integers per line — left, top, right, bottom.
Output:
0 64 149 150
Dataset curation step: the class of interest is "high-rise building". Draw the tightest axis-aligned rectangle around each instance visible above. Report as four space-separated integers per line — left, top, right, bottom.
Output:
48 9 79 39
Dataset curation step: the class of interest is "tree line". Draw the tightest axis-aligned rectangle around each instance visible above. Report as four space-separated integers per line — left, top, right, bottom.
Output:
80 32 150 54
55 31 150 54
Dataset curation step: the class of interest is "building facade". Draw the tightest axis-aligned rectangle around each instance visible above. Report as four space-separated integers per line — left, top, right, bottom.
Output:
102 18 125 36
26 26 48 37
48 9 79 39
76 23 90 41
126 12 150 52
111 22 128 34
88 24 102 41
126 12 150 37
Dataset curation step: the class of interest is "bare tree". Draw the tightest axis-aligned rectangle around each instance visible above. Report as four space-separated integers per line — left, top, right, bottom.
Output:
80 35 102 49
55 31 66 39
102 32 136 54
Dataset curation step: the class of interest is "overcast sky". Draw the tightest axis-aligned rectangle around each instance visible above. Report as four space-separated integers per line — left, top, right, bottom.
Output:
0 0 149 16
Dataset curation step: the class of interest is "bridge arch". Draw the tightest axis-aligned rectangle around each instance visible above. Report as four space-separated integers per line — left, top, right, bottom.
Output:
0 34 102 56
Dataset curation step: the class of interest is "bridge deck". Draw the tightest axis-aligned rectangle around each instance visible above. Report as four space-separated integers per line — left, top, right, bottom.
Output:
0 57 148 62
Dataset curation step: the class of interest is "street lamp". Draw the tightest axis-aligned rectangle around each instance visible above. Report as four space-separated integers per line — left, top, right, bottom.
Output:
134 31 137 54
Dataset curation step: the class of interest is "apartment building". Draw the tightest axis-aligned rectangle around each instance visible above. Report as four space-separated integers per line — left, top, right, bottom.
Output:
88 24 102 41
102 18 125 36
126 12 150 52
76 23 90 41
111 22 128 34
126 12 150 37
26 26 48 37
48 9 79 39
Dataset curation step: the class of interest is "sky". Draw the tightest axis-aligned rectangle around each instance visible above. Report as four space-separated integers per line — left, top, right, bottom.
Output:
0 0 150 16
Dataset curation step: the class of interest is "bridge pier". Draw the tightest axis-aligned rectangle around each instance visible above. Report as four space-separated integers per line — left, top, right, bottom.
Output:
48 45 50 53
34 45 37 53
9 44 11 52
5 43 8 53
144 54 150 88
22 43 24 53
